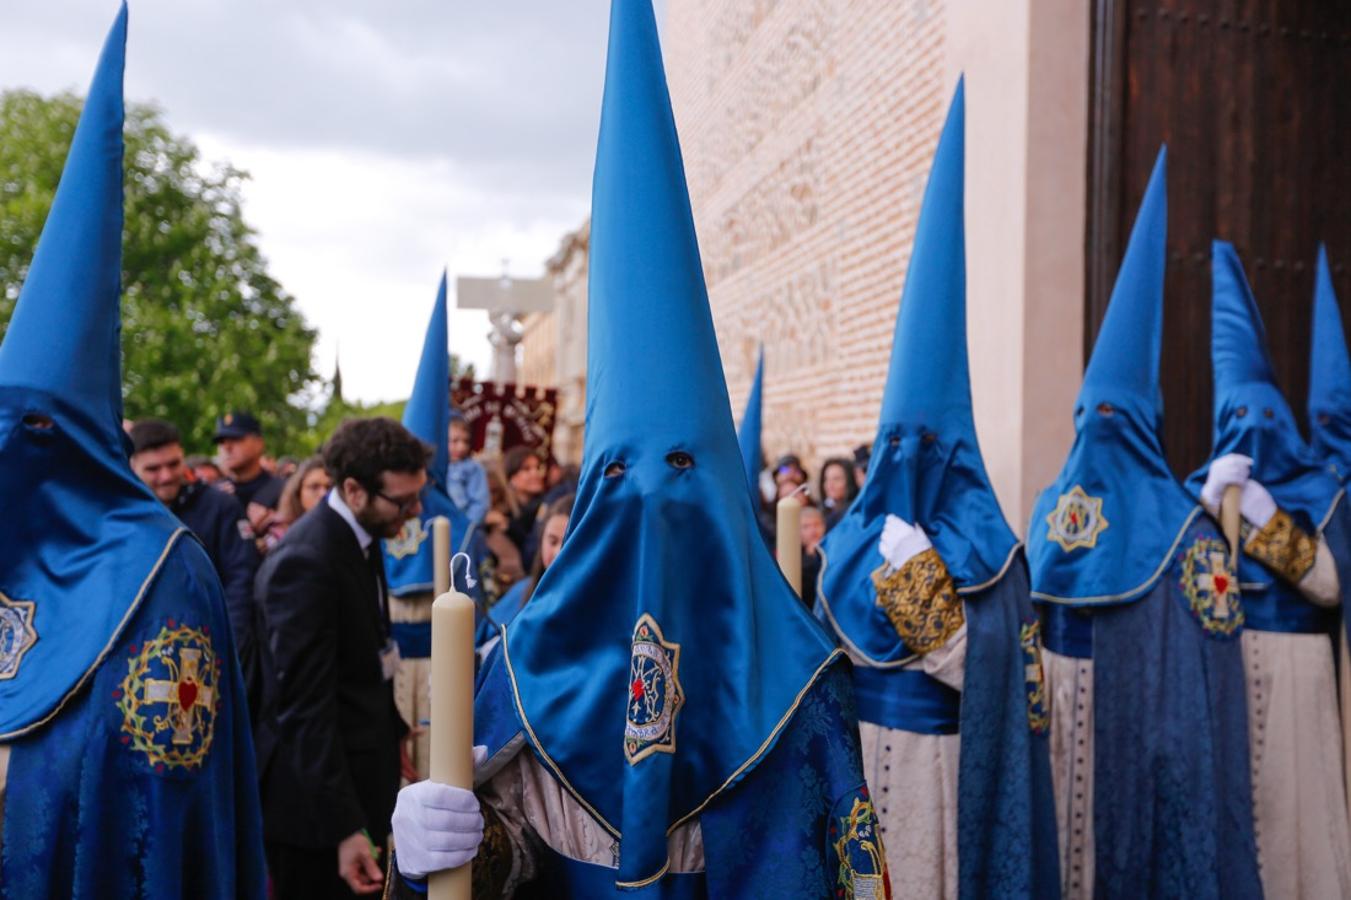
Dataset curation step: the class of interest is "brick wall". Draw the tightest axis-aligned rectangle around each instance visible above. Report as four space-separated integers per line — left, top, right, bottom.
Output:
665 0 951 474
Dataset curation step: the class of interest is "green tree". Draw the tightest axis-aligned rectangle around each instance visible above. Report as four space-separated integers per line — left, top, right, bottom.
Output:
0 90 318 453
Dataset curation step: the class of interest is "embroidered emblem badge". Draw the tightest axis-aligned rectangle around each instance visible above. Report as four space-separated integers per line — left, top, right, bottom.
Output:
385 516 429 560
830 790 890 899
117 620 221 771
624 613 684 764
1180 537 1244 637
0 591 37 680
1046 485 1109 552
1020 619 1050 735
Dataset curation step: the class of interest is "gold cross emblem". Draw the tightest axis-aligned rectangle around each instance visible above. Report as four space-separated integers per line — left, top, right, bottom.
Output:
1193 551 1236 620
143 646 215 745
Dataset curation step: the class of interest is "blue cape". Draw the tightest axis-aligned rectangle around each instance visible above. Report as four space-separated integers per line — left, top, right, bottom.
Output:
0 7 265 893
1308 244 1351 480
820 80 1021 666
499 0 842 887
382 273 483 599
1028 149 1203 606
1184 242 1343 567
0 3 187 737
736 346 764 508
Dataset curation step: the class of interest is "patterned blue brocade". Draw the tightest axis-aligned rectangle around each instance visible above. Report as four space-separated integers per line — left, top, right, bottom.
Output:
1090 518 1260 899
1 539 267 898
956 557 1060 900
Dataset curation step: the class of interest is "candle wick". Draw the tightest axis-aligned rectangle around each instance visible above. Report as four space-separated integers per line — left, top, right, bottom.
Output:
451 552 478 590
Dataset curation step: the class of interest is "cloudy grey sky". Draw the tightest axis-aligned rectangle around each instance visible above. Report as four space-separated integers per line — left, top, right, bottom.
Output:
0 1 659 403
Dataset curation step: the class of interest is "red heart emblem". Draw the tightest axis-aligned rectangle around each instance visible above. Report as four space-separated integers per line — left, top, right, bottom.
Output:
1213 574 1229 596
178 680 198 711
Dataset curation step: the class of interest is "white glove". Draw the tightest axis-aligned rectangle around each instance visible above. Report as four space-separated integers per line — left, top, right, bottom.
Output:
1199 453 1252 518
393 745 489 879
1239 479 1278 530
878 515 932 570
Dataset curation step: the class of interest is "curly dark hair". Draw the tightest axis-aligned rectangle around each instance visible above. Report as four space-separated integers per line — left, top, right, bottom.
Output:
322 417 432 491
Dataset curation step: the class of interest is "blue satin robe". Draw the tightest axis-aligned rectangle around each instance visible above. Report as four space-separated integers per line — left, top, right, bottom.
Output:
1 535 267 898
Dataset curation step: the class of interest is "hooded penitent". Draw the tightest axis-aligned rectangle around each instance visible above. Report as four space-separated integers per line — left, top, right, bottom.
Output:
1308 244 1351 479
736 346 764 507
382 273 481 619
1185 242 1346 628
488 0 850 888
1028 150 1204 606
816 80 1058 898
0 6 265 894
1027 153 1261 897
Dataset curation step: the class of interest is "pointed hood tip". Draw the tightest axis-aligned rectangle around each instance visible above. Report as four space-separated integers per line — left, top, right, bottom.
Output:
877 77 969 426
402 275 452 484
0 3 128 434
1210 240 1280 391
1079 146 1167 406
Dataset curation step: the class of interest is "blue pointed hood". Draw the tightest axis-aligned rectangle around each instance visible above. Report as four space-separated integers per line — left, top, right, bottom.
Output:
0 5 190 738
1308 244 1351 478
500 0 840 887
1028 148 1202 605
736 347 764 504
818 80 1021 663
1184 242 1341 536
382 272 476 597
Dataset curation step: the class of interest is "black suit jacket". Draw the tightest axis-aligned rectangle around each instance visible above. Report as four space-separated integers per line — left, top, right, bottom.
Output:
253 501 407 849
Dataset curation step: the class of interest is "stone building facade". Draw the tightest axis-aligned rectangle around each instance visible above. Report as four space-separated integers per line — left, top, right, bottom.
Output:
524 0 1090 527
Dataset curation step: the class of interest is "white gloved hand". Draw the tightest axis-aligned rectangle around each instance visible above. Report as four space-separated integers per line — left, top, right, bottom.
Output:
392 745 489 879
878 515 932 570
1200 453 1253 518
1239 479 1278 530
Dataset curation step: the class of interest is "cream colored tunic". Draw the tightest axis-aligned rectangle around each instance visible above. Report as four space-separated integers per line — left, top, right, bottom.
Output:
854 627 966 900
476 737 704 893
1042 647 1093 900
1243 628 1351 898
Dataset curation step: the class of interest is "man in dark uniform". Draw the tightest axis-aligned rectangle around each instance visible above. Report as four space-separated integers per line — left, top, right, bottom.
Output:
130 418 262 709
215 410 284 536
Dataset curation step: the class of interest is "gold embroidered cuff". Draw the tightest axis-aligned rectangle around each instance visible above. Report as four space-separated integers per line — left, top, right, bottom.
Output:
472 803 515 899
1244 508 1318 585
872 547 964 654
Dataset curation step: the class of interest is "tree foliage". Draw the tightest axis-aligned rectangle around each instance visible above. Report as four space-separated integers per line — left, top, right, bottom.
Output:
0 90 318 453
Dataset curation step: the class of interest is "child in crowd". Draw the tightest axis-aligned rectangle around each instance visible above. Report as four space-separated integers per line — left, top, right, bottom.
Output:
445 412 489 522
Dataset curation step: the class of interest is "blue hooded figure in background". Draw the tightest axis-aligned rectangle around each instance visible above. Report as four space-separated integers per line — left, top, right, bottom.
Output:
1026 151 1260 900
0 6 266 896
382 272 487 780
1185 241 1351 898
1309 244 1351 480
388 0 887 896
816 79 1059 899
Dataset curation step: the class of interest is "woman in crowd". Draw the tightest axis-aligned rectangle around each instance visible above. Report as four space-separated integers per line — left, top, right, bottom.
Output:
488 493 574 630
260 455 330 551
500 445 548 560
818 456 859 530
482 461 526 600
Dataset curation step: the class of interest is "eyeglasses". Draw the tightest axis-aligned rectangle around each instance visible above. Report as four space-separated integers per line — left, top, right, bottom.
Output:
373 488 421 515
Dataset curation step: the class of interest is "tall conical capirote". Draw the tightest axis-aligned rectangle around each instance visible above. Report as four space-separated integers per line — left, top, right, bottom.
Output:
1308 244 1351 477
499 0 840 887
736 347 764 506
0 4 128 440
819 79 1020 664
1184 241 1341 530
382 271 477 598
0 4 194 739
1028 148 1202 605
403 272 451 489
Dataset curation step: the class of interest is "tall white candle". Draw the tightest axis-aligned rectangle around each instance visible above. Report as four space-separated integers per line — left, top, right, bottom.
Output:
777 495 802 598
433 516 451 598
429 585 475 899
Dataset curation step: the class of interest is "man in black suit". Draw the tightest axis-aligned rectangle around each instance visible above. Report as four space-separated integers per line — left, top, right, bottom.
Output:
254 417 429 897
